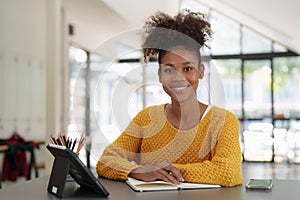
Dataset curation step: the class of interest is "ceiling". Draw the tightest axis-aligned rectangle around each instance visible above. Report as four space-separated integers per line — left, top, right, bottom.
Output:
63 0 300 55
102 0 300 54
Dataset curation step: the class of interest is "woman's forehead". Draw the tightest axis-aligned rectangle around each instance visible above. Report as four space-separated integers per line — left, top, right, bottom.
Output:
162 47 199 62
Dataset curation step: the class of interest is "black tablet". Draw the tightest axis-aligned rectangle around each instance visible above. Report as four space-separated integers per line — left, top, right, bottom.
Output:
46 144 109 198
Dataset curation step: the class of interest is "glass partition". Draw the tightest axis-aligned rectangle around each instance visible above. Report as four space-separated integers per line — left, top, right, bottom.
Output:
214 59 242 118
243 60 272 119
242 27 272 53
273 57 300 118
210 11 241 55
273 57 300 163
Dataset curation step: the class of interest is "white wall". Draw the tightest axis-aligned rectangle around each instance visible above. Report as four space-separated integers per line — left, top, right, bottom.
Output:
0 0 47 182
0 0 46 59
0 0 46 140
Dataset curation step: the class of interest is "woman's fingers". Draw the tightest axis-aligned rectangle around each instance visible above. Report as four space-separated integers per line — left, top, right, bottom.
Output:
156 161 184 183
166 165 184 182
153 167 178 184
128 162 184 184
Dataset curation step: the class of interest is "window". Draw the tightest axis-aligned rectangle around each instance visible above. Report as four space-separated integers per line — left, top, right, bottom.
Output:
273 57 300 118
68 46 87 135
242 27 272 54
214 59 242 118
243 60 272 119
210 11 241 55
181 0 300 163
273 57 300 163
68 46 88 163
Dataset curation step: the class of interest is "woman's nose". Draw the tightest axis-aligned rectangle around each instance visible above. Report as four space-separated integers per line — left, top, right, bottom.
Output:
172 71 186 81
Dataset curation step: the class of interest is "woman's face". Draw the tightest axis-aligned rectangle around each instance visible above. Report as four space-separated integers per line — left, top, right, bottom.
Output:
158 46 203 103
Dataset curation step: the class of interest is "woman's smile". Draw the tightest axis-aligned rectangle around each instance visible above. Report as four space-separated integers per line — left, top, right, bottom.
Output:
170 85 190 92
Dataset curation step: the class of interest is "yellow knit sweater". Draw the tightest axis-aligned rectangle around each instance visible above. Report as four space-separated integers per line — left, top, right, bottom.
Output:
96 104 243 187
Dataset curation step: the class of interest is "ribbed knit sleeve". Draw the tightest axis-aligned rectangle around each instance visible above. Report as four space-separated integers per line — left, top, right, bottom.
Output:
96 107 152 181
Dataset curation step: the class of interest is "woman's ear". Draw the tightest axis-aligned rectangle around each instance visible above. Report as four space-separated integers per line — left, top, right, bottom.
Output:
198 64 205 79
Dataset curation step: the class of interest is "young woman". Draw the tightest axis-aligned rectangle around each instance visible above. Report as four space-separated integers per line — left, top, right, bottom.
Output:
96 9 243 187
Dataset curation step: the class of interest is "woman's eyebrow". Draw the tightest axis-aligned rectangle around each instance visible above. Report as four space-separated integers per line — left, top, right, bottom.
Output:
160 63 174 67
160 61 195 67
183 61 193 65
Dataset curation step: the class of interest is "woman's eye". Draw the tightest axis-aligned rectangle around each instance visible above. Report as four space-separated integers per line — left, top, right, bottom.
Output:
184 67 193 72
164 68 174 73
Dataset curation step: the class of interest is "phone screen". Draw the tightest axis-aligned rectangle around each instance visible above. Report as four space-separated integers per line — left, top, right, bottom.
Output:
245 179 273 190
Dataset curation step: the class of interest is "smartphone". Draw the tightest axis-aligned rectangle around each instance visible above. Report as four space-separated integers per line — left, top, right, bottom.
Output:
245 179 273 190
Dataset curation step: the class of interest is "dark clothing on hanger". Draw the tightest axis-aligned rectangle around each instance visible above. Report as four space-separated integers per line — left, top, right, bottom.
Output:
1 133 29 182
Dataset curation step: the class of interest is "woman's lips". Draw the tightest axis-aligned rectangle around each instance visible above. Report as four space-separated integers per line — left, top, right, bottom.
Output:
170 85 190 91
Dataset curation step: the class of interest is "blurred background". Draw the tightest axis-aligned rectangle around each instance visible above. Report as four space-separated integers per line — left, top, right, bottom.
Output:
1 0 300 187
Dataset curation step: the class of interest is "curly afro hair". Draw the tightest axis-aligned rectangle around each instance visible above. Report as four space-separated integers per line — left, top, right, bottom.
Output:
142 9 212 63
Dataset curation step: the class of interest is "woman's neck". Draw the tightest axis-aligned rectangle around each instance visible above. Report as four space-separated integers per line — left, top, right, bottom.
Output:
166 98 207 130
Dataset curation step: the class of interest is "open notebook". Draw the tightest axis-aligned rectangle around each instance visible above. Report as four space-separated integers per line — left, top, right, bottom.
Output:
126 177 221 192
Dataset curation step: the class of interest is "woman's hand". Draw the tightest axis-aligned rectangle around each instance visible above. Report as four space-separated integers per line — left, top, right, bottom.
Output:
128 161 184 185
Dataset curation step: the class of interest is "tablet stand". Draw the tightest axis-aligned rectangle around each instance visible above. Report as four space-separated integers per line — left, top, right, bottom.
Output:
46 144 109 198
47 155 71 198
